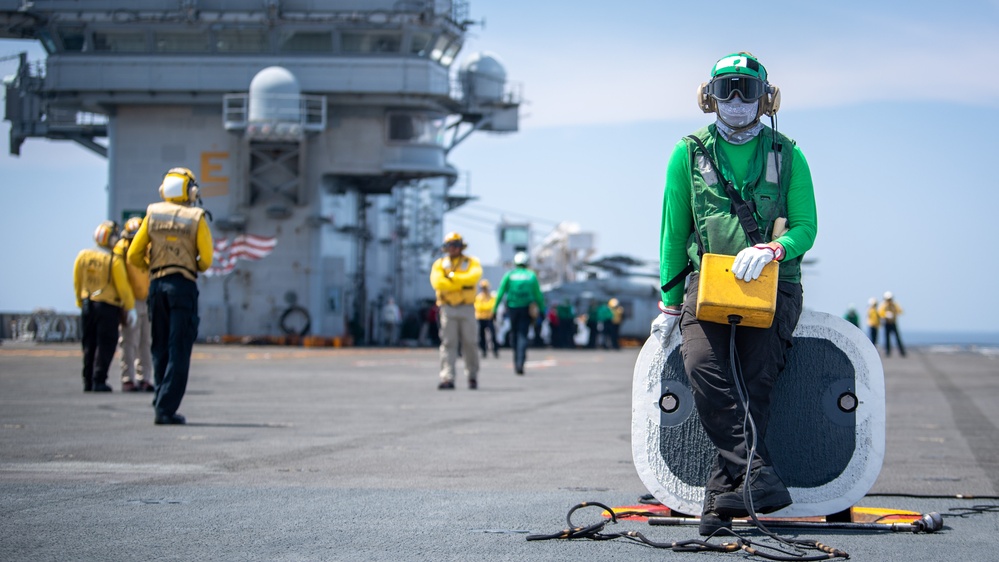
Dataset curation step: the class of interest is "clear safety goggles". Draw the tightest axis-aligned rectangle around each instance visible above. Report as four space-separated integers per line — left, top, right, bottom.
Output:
708 75 766 101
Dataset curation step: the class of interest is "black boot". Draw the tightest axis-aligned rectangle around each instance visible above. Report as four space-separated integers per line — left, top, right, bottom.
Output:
92 382 113 392
714 465 792 517
699 490 732 536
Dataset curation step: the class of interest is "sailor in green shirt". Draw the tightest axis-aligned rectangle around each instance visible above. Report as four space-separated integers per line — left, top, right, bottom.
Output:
493 251 545 376
653 52 817 536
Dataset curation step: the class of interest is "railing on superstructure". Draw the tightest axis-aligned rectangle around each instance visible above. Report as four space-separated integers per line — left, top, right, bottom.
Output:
222 93 327 140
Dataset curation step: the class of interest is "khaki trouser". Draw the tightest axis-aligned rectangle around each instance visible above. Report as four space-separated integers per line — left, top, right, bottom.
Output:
438 303 479 383
119 299 153 384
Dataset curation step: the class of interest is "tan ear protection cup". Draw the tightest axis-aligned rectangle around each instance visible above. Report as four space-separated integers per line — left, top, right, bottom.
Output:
764 86 781 116
697 82 716 113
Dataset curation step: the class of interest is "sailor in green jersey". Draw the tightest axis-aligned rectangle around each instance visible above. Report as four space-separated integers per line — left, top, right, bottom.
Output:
492 251 545 376
653 52 817 536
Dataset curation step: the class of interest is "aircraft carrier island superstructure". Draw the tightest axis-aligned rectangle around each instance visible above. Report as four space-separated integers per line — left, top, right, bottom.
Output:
2 0 519 343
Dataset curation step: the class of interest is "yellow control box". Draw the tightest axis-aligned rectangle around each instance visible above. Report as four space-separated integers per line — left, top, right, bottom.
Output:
696 253 779 328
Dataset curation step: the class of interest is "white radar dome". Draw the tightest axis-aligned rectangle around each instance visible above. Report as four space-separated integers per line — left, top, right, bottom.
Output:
249 66 301 123
460 52 507 103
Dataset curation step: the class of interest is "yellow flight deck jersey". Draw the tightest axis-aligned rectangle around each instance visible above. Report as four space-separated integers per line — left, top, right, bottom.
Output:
474 292 496 319
113 237 150 301
128 201 213 281
73 247 135 310
878 301 903 324
430 254 482 306
866 306 880 328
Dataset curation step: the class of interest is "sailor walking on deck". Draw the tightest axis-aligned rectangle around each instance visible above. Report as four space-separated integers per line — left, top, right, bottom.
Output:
866 297 880 346
429 232 482 390
127 168 214 425
493 252 545 376
74 220 137 393
114 216 154 393
474 280 499 359
879 291 907 357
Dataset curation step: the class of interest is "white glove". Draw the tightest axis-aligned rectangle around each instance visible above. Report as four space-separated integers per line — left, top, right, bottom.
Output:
126 309 138 328
651 302 681 347
732 244 777 282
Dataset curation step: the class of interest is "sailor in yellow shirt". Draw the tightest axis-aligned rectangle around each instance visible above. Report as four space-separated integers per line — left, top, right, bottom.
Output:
74 220 136 392
474 279 499 359
429 232 482 389
114 216 154 392
865 297 880 346
878 291 906 357
127 167 214 425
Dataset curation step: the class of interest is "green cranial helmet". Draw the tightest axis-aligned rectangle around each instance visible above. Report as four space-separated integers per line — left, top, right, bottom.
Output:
711 52 767 81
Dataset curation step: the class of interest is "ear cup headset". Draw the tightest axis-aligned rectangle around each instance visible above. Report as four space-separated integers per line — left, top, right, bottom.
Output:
158 167 199 203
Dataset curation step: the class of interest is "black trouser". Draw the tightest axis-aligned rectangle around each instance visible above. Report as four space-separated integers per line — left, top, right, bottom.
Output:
680 273 802 494
605 321 620 349
868 325 878 345
508 306 533 372
149 274 199 418
884 322 906 356
586 320 598 348
80 300 121 390
477 318 497 355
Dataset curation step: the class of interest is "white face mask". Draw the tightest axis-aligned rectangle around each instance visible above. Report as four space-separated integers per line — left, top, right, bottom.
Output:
716 97 759 128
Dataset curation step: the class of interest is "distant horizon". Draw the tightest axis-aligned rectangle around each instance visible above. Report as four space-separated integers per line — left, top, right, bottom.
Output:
2 305 997 346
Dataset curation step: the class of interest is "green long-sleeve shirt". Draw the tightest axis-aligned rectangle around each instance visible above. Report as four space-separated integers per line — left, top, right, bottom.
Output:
493 267 545 315
659 133 817 306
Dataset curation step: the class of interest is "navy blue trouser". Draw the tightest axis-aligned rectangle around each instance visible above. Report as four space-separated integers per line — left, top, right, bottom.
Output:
507 306 533 372
884 322 906 356
80 300 121 389
148 274 199 418
680 273 802 494
478 318 497 355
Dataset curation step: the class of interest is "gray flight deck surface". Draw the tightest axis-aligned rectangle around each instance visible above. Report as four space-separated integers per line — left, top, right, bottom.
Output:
2 342 997 561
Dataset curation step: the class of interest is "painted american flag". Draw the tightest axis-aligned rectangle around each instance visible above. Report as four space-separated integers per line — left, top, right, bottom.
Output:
205 234 278 277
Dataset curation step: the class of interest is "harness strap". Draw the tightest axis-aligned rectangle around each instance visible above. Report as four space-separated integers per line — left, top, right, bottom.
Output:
686 134 764 246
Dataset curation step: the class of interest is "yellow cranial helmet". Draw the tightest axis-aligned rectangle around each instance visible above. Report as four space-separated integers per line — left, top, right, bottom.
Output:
159 167 199 203
93 220 118 248
442 231 465 249
122 216 143 240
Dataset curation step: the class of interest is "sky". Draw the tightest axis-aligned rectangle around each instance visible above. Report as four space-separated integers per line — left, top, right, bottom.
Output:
2 0 999 333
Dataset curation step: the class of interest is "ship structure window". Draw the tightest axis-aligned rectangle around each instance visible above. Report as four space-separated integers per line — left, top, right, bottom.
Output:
155 31 210 53
279 31 333 53
429 34 461 66
428 35 450 62
440 40 461 66
341 32 402 54
57 27 86 52
38 31 57 54
94 31 147 53
387 113 445 145
216 29 269 53
409 32 432 56
501 227 530 247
